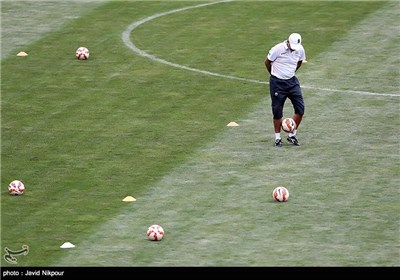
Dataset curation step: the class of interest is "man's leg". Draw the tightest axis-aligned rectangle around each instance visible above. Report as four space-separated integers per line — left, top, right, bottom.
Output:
293 113 302 129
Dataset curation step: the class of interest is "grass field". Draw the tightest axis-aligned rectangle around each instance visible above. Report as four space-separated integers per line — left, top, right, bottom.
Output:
1 0 399 268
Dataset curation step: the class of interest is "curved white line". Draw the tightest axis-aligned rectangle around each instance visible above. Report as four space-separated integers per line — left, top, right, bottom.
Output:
122 0 399 98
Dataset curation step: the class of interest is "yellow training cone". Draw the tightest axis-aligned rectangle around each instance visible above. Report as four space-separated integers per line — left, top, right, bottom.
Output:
227 121 239 127
123 196 136 202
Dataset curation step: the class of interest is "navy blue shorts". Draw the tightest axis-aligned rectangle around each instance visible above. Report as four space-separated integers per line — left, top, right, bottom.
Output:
269 75 304 119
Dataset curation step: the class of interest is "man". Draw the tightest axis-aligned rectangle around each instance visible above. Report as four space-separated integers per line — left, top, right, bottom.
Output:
264 33 306 147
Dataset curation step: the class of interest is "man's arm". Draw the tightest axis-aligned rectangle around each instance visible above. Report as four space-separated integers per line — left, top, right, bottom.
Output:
295 60 302 72
264 58 272 75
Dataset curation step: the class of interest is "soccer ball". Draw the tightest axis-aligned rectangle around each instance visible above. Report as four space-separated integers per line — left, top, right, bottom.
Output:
8 180 25 196
273 186 289 202
147 224 164 241
75 47 90 60
281 118 296 133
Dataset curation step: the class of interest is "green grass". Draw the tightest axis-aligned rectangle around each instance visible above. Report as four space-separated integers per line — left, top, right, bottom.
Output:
1 0 399 267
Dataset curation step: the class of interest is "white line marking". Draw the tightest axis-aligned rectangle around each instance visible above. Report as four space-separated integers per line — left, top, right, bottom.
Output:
122 0 399 98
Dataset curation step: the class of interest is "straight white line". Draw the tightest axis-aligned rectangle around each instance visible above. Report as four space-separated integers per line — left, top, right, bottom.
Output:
122 0 399 98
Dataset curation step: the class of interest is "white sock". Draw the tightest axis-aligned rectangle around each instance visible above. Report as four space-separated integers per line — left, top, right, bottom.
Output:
275 133 281 140
288 129 297 137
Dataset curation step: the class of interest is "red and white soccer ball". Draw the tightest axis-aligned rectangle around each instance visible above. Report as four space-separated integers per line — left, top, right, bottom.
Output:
281 118 296 133
147 224 165 241
8 180 25 196
75 47 90 60
273 186 289 202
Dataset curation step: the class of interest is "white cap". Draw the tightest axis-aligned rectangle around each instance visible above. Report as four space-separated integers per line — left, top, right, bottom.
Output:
288 33 302 50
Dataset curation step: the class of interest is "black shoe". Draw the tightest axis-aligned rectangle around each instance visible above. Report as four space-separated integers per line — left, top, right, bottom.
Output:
275 138 282 147
287 136 300 146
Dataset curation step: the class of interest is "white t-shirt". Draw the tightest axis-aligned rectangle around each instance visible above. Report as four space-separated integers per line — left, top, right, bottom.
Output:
267 41 306 80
